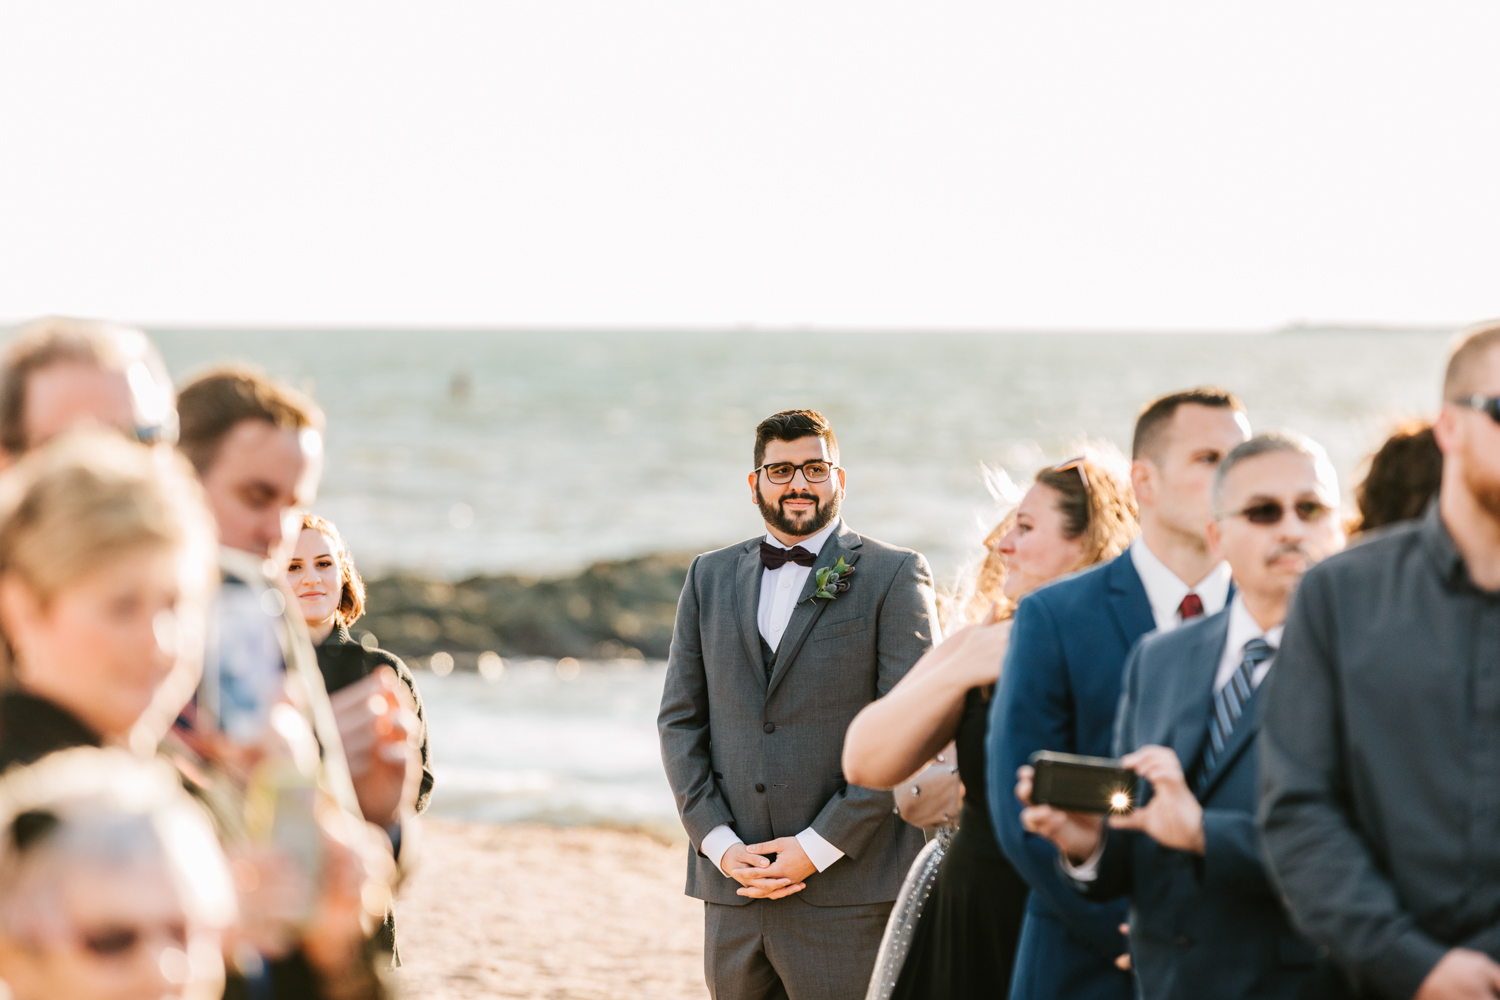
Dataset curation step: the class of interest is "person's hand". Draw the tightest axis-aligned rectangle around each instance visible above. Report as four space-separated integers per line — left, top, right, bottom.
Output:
1116 923 1131 971
1414 949 1500 999
738 837 819 899
225 844 310 960
301 806 398 998
1016 765 1106 862
719 843 803 899
330 667 421 828
939 612 1014 690
1109 746 1204 854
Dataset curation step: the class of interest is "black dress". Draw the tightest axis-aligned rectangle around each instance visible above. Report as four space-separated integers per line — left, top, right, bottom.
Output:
889 686 1031 1000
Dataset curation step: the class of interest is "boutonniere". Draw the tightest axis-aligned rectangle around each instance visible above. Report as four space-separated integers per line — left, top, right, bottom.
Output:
811 557 855 601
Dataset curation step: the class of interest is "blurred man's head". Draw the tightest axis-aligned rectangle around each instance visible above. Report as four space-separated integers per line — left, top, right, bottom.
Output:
1130 388 1251 548
0 318 176 459
177 369 324 562
1436 320 1500 523
1207 432 1344 619
748 410 844 542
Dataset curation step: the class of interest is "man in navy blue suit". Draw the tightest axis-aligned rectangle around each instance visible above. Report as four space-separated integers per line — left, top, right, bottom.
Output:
988 388 1250 1000
1016 431 1345 1000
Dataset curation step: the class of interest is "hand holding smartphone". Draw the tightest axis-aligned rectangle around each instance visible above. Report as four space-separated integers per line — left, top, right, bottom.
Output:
1028 751 1140 815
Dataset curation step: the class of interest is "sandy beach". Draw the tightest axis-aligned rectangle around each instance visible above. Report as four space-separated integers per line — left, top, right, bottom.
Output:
395 820 710 1000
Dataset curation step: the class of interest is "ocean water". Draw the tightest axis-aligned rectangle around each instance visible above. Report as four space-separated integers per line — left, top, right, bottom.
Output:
149 327 1452 827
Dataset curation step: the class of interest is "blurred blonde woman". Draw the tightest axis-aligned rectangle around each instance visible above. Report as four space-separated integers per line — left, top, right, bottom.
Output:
0 431 217 766
0 748 236 1000
843 448 1137 1000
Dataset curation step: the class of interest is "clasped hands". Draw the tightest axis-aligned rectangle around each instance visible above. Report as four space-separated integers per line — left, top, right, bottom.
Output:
1015 745 1206 863
720 837 818 899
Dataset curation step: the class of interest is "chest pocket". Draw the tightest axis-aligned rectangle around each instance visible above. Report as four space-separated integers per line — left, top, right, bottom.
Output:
811 616 869 642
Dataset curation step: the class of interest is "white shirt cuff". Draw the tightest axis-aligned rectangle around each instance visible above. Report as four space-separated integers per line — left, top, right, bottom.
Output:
1060 836 1107 882
701 824 741 878
796 827 846 872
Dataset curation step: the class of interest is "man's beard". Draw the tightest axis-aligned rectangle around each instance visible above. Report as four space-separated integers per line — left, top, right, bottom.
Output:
1463 456 1500 523
757 485 842 538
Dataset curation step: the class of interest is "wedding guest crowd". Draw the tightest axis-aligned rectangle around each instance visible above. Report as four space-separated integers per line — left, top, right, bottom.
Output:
0 317 428 1000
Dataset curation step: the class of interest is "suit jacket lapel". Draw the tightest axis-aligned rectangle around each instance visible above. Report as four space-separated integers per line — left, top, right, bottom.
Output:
765 524 863 700
1165 612 1232 774
733 540 768 688
1105 553 1157 648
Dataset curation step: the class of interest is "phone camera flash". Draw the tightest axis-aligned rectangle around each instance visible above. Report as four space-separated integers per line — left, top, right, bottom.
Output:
1110 791 1131 811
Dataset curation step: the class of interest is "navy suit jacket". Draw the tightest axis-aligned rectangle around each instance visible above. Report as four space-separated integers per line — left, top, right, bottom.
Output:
1080 610 1320 1000
987 552 1152 1000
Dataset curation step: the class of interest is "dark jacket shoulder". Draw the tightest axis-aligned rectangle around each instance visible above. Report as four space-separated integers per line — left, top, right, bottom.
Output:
0 690 101 771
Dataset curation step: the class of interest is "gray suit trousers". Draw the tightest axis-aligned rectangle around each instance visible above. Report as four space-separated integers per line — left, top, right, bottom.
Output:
704 897 893 1000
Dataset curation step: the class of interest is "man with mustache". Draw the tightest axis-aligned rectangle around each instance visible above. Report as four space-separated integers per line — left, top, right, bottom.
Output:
1016 431 1344 1000
1261 319 1500 1000
659 409 938 1000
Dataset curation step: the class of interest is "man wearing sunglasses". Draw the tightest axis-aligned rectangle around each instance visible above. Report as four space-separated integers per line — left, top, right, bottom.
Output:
1016 431 1344 1000
1261 319 1500 1000
989 388 1249 1000
659 408 938 1000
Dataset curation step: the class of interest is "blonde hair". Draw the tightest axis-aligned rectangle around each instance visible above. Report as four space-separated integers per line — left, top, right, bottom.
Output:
0 432 219 680
300 513 365 626
956 446 1138 626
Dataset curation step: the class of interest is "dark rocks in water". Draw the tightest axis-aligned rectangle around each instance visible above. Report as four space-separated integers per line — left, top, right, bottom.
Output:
357 553 692 662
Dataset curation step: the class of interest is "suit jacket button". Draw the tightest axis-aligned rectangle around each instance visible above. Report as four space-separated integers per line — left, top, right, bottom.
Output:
755 783 765 793
763 723 776 734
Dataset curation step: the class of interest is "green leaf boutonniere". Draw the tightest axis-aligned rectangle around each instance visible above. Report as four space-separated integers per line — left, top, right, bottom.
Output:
811 557 855 601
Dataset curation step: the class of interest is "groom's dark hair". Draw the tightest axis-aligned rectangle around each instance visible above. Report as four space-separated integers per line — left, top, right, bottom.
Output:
754 409 839 469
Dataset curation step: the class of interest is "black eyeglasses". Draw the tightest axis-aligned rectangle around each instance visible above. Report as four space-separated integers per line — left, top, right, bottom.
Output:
1217 499 1331 525
755 461 838 485
1452 394 1500 425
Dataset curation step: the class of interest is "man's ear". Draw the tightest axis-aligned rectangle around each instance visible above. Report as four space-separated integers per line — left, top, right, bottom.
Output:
0 574 42 675
1205 518 1223 561
1433 405 1462 458
747 471 759 504
835 467 846 495
1130 458 1155 510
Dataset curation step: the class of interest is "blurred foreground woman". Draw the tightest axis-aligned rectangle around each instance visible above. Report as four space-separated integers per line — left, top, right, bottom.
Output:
0 748 237 1000
0 431 217 765
844 451 1138 1000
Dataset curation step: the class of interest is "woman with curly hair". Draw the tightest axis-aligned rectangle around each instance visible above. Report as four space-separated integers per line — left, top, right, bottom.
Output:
843 448 1139 1000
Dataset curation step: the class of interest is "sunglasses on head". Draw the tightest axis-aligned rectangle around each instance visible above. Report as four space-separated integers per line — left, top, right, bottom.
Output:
1217 499 1331 525
1050 456 1091 493
1452 394 1500 425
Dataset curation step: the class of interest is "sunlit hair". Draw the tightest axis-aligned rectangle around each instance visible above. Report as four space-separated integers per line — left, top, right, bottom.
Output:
0 748 236 948
1132 387 1245 461
299 513 366 626
1212 430 1339 508
955 445 1138 625
0 432 219 720
753 409 839 470
0 316 177 454
1352 420 1442 534
1443 318 1500 400
176 366 324 477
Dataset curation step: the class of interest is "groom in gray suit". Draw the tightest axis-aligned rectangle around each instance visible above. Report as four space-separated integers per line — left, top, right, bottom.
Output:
659 409 937 1000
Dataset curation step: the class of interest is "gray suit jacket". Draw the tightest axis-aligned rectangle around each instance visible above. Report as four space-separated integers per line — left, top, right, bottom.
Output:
658 521 936 907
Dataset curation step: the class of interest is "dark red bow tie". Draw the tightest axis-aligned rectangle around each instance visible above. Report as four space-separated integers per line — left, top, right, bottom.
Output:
1178 593 1204 620
760 542 817 570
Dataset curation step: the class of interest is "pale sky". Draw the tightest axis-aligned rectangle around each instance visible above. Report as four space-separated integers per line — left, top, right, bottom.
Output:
2 2 1497 330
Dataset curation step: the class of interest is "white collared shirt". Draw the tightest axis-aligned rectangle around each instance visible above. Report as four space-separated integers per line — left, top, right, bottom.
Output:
757 518 841 652
1215 593 1284 693
1129 537 1232 632
701 516 847 879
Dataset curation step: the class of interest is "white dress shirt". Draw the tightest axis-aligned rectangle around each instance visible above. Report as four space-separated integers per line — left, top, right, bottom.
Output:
1129 537 1233 632
757 518 840 652
1067 592 1283 882
702 517 846 878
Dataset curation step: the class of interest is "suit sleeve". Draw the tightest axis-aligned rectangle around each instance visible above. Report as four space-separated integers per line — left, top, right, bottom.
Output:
989 594 1129 960
1258 568 1446 999
658 556 737 849
810 551 939 857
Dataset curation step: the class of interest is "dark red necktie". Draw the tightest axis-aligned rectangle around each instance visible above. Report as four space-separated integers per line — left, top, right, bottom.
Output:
1178 593 1204 620
760 542 817 570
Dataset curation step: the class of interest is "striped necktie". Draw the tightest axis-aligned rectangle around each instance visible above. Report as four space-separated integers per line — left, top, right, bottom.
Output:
1200 636 1275 780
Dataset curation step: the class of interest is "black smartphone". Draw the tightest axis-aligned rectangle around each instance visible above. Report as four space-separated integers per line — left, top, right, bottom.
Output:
1028 750 1138 814
315 644 377 696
